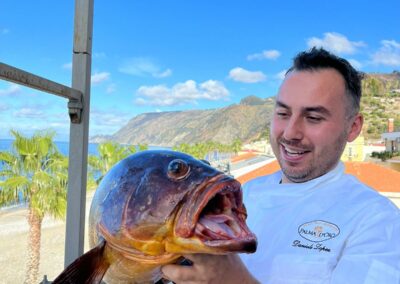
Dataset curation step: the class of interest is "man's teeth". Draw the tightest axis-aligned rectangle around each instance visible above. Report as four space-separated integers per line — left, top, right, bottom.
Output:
285 147 306 155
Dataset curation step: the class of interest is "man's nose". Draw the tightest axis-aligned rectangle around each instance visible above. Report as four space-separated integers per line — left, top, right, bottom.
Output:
283 117 304 141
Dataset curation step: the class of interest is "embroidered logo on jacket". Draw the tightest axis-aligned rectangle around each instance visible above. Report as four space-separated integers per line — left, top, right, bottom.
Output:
298 220 340 242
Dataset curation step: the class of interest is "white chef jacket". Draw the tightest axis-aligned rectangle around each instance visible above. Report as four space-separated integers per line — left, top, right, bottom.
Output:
240 162 400 283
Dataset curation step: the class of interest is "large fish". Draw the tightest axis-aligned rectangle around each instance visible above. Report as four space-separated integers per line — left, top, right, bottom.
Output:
53 150 257 283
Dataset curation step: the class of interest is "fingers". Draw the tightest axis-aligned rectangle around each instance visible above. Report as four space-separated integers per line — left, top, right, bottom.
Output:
162 254 258 284
161 254 208 282
161 263 195 282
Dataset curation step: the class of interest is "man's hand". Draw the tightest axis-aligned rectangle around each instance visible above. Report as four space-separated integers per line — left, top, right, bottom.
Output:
161 254 259 284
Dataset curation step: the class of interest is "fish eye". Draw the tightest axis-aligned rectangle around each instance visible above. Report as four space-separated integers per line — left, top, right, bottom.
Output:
167 159 190 180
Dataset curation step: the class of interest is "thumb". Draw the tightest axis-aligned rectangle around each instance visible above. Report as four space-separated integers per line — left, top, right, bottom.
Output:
161 263 194 282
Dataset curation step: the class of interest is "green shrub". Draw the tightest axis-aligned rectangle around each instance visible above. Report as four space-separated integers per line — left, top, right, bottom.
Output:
370 151 400 161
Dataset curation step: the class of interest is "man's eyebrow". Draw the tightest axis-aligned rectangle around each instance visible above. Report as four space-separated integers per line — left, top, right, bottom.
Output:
276 101 332 116
303 106 331 116
275 101 290 109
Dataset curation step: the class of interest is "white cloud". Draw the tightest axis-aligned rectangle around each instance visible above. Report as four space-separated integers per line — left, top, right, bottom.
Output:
119 57 172 78
229 67 266 83
247 49 281 61
371 40 400 66
1 28 9 35
135 80 230 107
90 110 130 127
347 59 362 69
1 108 70 140
14 108 45 119
62 62 72 70
89 109 132 135
91 72 110 85
154 68 173 78
307 32 365 55
0 84 21 96
200 80 229 100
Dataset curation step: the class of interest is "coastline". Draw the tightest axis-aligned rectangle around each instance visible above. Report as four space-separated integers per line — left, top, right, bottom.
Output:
0 194 93 283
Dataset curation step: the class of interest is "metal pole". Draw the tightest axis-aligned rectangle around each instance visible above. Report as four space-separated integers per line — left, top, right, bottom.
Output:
0 62 84 124
64 0 94 267
0 63 82 101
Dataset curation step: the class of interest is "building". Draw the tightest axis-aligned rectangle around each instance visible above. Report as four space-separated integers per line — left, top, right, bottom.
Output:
341 136 365 162
382 118 400 153
379 118 400 171
382 131 400 153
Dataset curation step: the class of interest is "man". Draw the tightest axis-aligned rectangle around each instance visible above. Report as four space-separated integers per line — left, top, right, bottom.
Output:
162 48 400 283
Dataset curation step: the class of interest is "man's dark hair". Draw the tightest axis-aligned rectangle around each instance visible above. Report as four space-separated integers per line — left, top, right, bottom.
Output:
287 47 363 116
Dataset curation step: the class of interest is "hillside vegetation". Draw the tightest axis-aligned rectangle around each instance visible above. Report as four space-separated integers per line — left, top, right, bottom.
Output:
361 71 400 139
108 97 275 147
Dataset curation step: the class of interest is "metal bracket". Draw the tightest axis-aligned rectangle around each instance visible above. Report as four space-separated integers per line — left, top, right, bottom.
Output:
68 97 83 124
0 62 84 124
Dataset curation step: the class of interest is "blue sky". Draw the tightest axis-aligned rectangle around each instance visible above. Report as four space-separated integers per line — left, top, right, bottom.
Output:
1 0 399 141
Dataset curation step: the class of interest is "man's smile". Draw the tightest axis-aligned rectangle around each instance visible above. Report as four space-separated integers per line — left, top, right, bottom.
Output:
280 144 311 162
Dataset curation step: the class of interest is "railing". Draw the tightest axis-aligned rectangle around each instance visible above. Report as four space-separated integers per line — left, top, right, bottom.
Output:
0 0 94 269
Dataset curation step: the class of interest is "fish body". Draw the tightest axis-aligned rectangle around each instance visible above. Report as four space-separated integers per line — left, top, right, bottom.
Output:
54 150 257 283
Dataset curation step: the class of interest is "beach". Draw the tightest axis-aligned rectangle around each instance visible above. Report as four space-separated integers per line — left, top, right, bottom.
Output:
0 196 92 284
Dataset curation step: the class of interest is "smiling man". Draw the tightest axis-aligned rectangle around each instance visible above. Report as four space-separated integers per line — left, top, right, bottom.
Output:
161 48 400 284
270 66 362 183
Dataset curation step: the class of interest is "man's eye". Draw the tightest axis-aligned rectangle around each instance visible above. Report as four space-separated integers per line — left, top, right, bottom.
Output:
276 112 288 117
307 116 323 122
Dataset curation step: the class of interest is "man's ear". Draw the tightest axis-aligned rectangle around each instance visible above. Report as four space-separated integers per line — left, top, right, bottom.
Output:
347 113 364 142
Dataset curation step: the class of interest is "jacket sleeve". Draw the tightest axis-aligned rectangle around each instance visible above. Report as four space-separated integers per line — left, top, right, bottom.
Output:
330 201 400 283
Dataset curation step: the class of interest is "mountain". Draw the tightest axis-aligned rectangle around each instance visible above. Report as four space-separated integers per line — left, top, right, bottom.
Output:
92 97 275 147
90 72 400 146
361 71 400 139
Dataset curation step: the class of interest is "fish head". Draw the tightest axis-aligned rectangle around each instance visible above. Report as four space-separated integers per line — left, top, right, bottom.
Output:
91 150 256 261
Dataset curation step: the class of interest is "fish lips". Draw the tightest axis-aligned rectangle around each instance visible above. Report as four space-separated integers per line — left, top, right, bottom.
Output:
174 174 257 253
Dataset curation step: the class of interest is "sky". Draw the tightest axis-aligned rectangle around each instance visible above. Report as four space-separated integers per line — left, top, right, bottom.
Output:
1 0 399 141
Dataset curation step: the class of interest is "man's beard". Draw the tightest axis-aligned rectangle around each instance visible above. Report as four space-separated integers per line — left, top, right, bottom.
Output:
275 129 348 183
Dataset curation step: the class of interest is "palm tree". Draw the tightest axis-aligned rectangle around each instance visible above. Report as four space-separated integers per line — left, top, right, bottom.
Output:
88 142 148 185
175 141 231 160
231 138 243 155
0 130 68 284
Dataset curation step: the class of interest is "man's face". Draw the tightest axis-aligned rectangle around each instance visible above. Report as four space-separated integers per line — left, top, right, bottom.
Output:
270 69 361 183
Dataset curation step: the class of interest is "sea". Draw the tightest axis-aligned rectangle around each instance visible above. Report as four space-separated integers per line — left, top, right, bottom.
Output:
0 139 169 156
0 138 100 156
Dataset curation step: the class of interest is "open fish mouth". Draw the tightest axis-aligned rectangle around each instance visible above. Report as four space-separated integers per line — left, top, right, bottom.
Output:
174 174 257 253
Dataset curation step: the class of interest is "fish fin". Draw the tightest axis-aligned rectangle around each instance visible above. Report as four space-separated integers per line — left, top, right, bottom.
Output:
52 241 110 284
